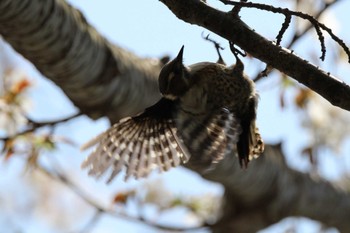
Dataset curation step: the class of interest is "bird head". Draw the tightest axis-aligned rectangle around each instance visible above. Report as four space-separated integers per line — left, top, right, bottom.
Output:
158 46 190 100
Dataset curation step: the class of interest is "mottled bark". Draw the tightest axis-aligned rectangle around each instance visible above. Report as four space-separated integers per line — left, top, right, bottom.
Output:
0 0 161 123
188 144 350 233
160 0 350 112
0 0 350 232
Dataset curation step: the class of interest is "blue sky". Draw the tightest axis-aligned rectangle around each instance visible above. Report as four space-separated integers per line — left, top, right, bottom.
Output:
1 0 350 232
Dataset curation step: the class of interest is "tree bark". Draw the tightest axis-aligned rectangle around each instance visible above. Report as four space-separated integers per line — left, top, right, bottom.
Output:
1 0 350 232
193 144 350 233
160 0 350 112
0 0 161 123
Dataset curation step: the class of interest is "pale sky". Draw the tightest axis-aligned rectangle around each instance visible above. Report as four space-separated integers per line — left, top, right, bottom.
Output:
1 0 350 232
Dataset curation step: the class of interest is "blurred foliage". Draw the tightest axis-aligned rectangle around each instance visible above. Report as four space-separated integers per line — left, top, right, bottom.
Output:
112 181 220 224
0 0 350 232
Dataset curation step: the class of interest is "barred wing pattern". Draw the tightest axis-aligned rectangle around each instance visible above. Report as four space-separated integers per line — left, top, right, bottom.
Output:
177 108 242 165
249 126 265 160
82 100 243 182
81 117 189 182
81 98 189 182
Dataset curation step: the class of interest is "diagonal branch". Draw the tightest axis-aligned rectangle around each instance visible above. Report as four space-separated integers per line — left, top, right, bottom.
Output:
1 0 350 232
219 0 350 62
0 0 162 123
253 0 342 82
159 0 350 112
185 144 350 233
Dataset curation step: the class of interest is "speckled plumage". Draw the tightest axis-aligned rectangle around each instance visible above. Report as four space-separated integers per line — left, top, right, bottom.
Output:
81 46 264 182
175 61 263 167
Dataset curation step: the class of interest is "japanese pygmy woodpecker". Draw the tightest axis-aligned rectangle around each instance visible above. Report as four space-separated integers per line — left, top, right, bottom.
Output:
81 46 264 182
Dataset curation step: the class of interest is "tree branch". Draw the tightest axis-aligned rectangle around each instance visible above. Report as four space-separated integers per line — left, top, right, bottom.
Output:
219 0 350 62
189 144 350 233
253 0 342 82
1 0 350 232
0 112 82 141
289 0 341 46
159 0 350 112
0 0 162 123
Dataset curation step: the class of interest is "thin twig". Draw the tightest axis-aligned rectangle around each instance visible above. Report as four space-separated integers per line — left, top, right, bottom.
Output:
252 0 342 82
289 0 342 46
202 32 226 64
0 112 82 141
219 0 350 62
27 112 82 128
276 15 291 46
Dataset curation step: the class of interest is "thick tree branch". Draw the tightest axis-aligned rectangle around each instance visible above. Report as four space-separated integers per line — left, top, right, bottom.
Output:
253 0 342 82
1 0 350 232
0 0 161 123
159 0 350 112
191 144 350 232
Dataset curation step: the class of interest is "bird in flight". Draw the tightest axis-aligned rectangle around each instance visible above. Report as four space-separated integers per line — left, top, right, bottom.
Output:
81 46 264 182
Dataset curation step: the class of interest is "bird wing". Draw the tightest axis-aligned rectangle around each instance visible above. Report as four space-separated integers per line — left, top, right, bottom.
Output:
81 98 189 182
177 107 242 166
236 96 264 167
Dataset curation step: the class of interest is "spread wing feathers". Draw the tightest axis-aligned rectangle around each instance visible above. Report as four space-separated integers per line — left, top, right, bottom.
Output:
249 124 265 160
178 108 241 164
81 99 189 182
237 97 264 167
238 122 264 167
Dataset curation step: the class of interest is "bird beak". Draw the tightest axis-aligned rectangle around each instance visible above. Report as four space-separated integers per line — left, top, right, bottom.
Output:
176 45 184 62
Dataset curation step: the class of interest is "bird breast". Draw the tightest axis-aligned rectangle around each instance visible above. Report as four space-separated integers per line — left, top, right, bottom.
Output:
185 62 254 113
